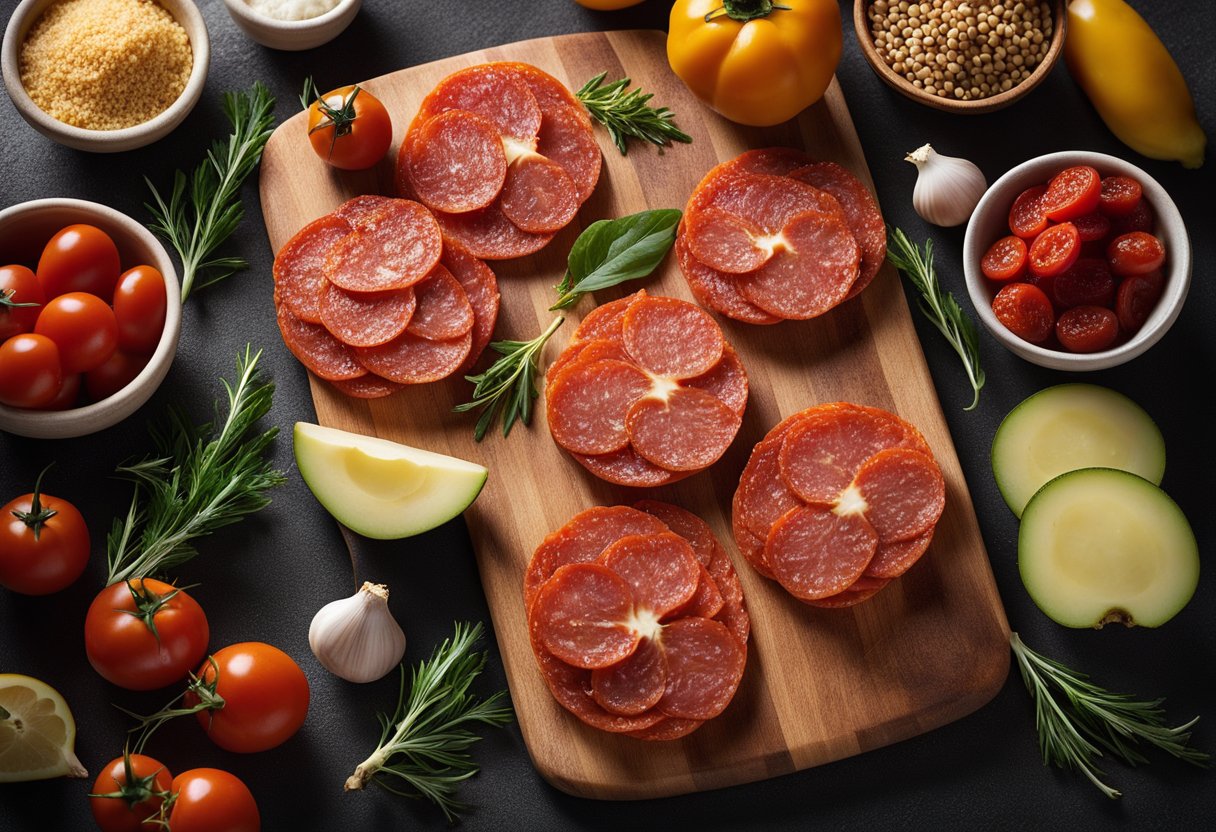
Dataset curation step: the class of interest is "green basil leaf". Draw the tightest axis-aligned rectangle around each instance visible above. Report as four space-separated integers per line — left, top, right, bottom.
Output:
551 208 682 310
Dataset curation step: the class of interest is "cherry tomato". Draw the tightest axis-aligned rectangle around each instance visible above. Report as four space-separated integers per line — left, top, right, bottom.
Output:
35 372 82 411
1008 185 1048 239
1027 222 1080 278
1052 259 1115 309
167 768 260 832
306 84 393 171
1040 166 1101 222
0 468 89 595
185 642 309 753
113 266 167 353
89 753 174 832
0 265 44 340
86 350 148 402
0 333 63 408
980 235 1027 282
1116 272 1165 334
34 292 118 373
1110 199 1154 236
85 578 210 691
1056 306 1119 353
1107 232 1165 277
1098 175 1142 217
1071 212 1111 243
36 224 121 301
992 282 1055 344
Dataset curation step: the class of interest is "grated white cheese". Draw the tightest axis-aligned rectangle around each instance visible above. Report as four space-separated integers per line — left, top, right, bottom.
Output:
243 0 340 22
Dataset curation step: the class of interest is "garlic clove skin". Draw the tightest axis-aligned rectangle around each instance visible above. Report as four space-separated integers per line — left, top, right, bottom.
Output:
906 143 989 227
309 582 407 684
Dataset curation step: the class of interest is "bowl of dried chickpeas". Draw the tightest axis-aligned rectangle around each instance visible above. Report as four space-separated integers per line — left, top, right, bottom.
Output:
853 0 1066 114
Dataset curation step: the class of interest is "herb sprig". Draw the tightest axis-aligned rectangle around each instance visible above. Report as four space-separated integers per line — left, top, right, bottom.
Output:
345 622 513 822
105 347 285 585
552 208 681 309
455 318 564 441
576 73 692 155
1012 632 1208 798
146 83 276 301
886 227 985 411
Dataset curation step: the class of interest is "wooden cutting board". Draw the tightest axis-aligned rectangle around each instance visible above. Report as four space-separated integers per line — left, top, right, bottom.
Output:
259 30 1010 800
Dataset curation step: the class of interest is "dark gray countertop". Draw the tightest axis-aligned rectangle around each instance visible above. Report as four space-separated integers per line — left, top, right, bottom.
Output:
1 1 1213 829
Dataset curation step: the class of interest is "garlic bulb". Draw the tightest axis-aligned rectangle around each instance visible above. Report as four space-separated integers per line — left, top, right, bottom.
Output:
309 582 406 683
905 144 988 227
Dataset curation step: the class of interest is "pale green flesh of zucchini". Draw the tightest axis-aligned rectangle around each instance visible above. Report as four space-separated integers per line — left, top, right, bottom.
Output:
1018 468 1198 628
992 384 1165 517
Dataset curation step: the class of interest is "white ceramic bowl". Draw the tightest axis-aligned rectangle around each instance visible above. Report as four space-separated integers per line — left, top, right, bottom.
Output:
1 0 209 153
223 0 361 51
0 199 182 439
963 151 1190 371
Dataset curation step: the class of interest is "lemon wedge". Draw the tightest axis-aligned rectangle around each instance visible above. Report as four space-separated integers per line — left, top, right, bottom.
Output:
0 674 88 782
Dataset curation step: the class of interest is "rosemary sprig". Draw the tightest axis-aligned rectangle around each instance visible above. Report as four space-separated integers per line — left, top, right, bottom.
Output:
1012 632 1208 799
454 317 564 441
345 622 513 822
105 347 286 585
575 72 692 155
145 82 276 301
886 227 985 411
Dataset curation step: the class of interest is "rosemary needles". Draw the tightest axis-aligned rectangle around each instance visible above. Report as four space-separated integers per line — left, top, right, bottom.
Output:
576 72 692 155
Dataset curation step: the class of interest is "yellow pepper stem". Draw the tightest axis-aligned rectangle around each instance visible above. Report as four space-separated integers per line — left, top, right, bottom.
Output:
705 0 791 24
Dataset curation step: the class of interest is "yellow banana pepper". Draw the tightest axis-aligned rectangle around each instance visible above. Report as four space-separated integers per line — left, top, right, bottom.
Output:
1065 0 1206 168
574 0 645 9
667 0 842 127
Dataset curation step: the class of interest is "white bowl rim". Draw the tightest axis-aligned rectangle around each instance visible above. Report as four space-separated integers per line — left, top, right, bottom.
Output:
1 0 210 141
0 198 183 432
963 150 1191 370
222 0 359 30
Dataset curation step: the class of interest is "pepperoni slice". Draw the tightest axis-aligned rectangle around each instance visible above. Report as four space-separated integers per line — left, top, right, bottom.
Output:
622 295 724 379
498 62 591 127
431 201 554 261
673 566 726 620
778 408 911 505
276 304 367 381
530 633 665 733
626 716 703 741
714 597 750 648
1053 258 1115 309
273 214 351 324
765 505 878 600
632 501 716 568
627 388 741 472
698 173 843 234
685 207 771 274
737 210 861 320
676 233 782 325
416 64 542 144
864 528 934 579
591 638 666 716
324 200 443 291
601 532 701 617
572 446 684 489
790 162 887 299
531 563 638 669
721 147 815 178
318 283 415 348
1099 176 1142 217
407 110 507 213
525 506 669 610
658 618 745 720
328 374 403 400
683 345 748 417
1009 185 1049 239
536 103 601 203
733 504 775 578
354 329 472 384
572 293 637 343
441 240 500 373
546 359 652 455
500 155 580 234
853 448 945 543
734 431 804 539
802 580 890 608
405 266 475 341
544 338 631 390
334 195 396 228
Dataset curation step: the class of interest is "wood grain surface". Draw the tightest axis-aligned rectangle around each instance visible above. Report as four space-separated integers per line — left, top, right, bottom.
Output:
258 30 1010 801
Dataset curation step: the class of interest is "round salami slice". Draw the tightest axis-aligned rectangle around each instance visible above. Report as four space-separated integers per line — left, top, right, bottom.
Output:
500 155 580 234
324 200 443 292
622 295 724 379
714 597 751 648
778 407 913 505
682 345 748 417
685 207 771 274
720 147 815 179
328 374 404 399
802 581 890 608
696 173 843 235
571 446 684 489
625 716 703 741
591 638 666 716
407 110 507 213
734 430 804 539
546 359 652 455
673 567 726 620
354 329 472 384
626 388 741 472
431 201 555 261
276 304 367 381
676 233 782 325
658 618 745 721
544 338 631 391
732 507 774 579
416 64 542 144
572 292 639 343
442 240 500 373
531 563 638 669
334 195 396 229
601 532 701 617
319 283 415 348
633 500 715 568
791 162 887 300
765 505 878 600
274 214 351 324
865 528 934 579
525 506 669 610
499 62 592 129
536 103 601 203
853 448 945 544
405 265 475 341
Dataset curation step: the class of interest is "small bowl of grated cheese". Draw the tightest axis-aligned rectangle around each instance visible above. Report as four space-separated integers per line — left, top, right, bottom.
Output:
1 0 209 152
222 0 362 51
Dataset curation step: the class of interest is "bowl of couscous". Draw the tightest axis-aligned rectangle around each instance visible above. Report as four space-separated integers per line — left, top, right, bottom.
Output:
1 0 209 152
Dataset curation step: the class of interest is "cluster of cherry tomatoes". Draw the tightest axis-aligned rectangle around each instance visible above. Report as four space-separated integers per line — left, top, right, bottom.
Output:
0 224 167 409
980 166 1167 353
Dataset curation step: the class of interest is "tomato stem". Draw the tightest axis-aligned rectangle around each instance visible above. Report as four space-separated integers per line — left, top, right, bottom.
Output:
705 0 790 23
86 746 174 822
12 463 58 542
302 77 362 160
116 580 195 645
123 657 226 755
0 288 40 310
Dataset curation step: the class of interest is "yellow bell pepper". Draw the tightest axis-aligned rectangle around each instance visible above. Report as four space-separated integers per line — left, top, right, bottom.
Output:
574 0 645 9
1065 0 1206 168
667 0 841 127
